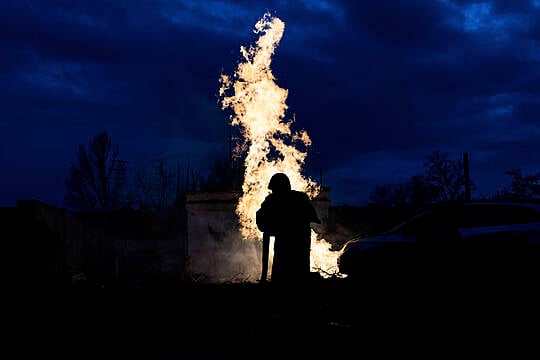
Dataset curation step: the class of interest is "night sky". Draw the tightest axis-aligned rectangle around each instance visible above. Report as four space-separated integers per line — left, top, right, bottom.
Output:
2 0 540 208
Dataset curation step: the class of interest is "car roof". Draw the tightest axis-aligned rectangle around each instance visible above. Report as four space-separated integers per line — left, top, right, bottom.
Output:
423 199 540 210
463 199 540 212
387 199 540 233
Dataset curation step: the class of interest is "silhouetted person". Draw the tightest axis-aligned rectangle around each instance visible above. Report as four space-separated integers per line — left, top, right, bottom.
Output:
256 172 321 288
255 173 322 348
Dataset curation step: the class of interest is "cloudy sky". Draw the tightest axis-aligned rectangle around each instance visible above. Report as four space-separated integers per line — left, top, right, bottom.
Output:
2 0 540 207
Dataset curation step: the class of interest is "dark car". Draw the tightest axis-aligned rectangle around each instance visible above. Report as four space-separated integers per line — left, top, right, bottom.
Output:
337 200 540 291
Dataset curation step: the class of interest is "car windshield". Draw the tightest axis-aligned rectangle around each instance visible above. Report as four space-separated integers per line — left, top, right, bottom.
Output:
389 206 456 237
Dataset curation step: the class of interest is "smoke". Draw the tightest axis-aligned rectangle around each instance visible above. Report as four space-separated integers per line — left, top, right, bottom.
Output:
189 231 262 283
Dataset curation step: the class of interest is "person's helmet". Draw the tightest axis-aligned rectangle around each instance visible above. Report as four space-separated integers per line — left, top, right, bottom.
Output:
268 173 291 192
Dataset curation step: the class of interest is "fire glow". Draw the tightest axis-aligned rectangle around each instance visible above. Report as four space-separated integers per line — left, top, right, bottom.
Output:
219 12 339 277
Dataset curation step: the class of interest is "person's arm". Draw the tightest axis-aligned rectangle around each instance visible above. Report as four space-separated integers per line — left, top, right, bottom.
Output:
260 232 270 282
256 203 267 232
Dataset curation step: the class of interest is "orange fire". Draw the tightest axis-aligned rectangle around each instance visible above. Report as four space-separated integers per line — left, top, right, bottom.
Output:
219 12 339 277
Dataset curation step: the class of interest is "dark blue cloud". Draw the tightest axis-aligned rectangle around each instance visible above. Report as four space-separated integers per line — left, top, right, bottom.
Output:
1 0 540 207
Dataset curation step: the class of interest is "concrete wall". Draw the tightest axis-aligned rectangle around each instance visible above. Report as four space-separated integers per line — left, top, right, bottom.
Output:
185 191 252 282
1 200 187 285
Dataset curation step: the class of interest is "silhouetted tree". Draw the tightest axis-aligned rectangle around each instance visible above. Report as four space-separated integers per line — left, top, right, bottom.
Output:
493 168 540 200
64 131 126 211
368 150 474 211
128 156 203 211
200 155 244 191
130 156 176 212
422 150 473 202
368 182 411 209
407 174 436 208
175 161 202 201
368 174 432 212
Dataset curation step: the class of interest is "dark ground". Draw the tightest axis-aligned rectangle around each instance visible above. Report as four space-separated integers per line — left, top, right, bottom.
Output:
3 275 540 359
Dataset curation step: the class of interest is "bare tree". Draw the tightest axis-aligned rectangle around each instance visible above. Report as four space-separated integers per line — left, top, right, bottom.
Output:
493 168 540 200
368 174 433 212
199 155 244 192
423 150 471 202
129 156 204 211
407 174 436 208
130 156 176 212
64 131 126 211
175 161 202 201
368 182 411 209
368 150 473 211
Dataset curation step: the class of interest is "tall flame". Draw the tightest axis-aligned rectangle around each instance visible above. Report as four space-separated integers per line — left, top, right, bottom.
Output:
219 12 339 277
